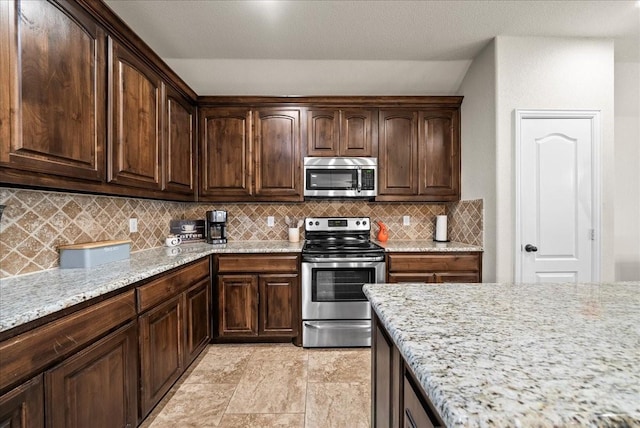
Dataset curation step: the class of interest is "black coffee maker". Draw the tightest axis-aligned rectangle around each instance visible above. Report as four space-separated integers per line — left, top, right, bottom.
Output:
205 210 227 244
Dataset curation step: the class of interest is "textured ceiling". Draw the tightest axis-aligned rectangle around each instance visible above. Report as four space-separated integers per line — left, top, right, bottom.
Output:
103 0 640 95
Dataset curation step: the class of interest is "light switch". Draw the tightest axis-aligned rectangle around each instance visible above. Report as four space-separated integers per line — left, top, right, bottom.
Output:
403 215 410 226
267 216 275 227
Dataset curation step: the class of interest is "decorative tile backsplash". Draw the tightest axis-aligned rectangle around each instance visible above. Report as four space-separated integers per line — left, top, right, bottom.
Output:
0 187 483 278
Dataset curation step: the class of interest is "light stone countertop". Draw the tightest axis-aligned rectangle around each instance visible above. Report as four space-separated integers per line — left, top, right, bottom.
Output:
376 240 482 252
363 282 640 427
0 240 302 334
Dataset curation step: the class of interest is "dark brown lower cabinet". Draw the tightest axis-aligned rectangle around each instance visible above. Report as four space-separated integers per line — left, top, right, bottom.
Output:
138 296 183 417
387 252 482 284
403 374 435 428
215 254 299 343
372 314 444 428
185 279 212 365
259 274 298 337
137 258 211 419
373 319 402 428
45 321 138 428
0 257 211 428
0 375 44 428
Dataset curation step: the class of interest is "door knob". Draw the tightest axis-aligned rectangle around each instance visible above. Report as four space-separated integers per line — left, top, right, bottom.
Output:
524 244 538 252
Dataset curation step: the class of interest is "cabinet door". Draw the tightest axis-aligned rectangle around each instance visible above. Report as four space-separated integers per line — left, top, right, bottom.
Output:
372 316 401 428
254 109 302 200
258 274 298 337
1 0 105 181
139 296 183 417
0 375 44 428
45 321 138 428
418 110 460 200
307 109 339 156
378 110 418 196
217 274 258 337
185 278 211 365
108 37 163 190
199 107 252 199
341 109 376 157
164 85 195 195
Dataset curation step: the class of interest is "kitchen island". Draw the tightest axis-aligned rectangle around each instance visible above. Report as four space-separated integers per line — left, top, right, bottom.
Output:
364 282 640 427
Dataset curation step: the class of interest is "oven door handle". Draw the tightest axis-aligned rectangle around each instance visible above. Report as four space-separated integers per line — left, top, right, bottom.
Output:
302 256 384 263
303 322 371 330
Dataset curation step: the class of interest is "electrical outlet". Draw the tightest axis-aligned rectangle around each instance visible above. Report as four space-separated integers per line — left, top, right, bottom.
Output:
129 218 138 233
267 216 275 227
403 215 410 226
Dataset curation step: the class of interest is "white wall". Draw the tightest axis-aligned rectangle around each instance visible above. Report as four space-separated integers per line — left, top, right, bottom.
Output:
494 36 615 282
458 41 497 281
614 62 640 280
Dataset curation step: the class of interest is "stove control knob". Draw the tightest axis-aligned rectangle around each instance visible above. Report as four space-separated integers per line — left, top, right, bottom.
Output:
356 221 360 225
308 221 313 227
315 221 320 226
362 220 367 226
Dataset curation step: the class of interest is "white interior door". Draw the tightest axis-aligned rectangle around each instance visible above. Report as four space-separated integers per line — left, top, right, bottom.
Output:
516 110 600 283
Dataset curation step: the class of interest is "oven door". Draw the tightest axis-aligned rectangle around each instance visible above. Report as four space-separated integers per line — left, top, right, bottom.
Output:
304 167 358 196
301 259 385 320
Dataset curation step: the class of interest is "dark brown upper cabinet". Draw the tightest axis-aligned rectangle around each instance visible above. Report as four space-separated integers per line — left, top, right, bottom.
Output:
199 106 302 202
307 108 376 157
377 106 460 202
164 85 195 195
199 107 253 199
108 37 163 191
0 0 106 182
253 108 302 199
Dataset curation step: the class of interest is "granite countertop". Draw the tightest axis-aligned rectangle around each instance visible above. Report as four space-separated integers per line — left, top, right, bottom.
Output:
0 240 302 334
376 240 482 252
364 282 640 427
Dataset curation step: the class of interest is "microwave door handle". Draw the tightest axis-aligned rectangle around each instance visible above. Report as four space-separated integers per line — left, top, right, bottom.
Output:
357 168 362 192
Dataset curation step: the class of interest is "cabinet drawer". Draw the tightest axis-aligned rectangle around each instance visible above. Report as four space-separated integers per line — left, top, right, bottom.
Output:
388 253 480 273
388 273 434 284
217 254 299 273
403 373 438 428
0 291 136 392
137 258 209 313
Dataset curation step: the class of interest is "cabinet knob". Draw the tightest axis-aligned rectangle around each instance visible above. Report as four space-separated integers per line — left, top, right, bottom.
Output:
524 244 538 252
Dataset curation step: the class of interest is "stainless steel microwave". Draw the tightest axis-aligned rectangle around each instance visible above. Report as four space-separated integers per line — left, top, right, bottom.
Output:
303 157 377 198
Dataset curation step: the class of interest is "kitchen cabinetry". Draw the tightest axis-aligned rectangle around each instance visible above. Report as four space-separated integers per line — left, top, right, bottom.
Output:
0 0 197 200
45 322 138 428
0 376 44 428
199 107 302 202
164 86 195 195
215 254 299 342
307 109 377 157
378 106 461 202
199 107 252 199
373 319 402 428
0 0 106 183
108 37 163 191
387 252 482 283
137 258 211 418
0 291 137 428
372 314 444 428
0 256 211 427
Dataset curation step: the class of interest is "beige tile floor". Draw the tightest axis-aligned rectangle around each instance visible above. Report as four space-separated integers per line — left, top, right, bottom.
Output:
140 344 372 428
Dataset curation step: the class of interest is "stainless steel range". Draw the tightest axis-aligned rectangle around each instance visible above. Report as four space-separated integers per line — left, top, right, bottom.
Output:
301 217 385 347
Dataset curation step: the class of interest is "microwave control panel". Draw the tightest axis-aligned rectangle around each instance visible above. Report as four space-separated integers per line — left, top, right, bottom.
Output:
361 169 375 190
